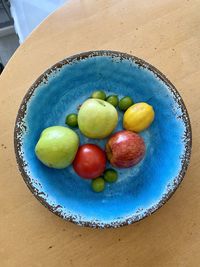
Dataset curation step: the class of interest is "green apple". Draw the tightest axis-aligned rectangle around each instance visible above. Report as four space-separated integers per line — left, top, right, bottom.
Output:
78 99 118 139
35 126 79 169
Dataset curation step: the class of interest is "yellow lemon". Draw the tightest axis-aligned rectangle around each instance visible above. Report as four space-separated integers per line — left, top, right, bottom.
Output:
123 102 155 132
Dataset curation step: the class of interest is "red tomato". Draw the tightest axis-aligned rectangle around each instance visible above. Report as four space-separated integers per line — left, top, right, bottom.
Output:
73 144 106 179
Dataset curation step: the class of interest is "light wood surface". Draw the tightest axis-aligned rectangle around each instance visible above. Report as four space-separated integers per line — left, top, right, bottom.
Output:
0 0 200 266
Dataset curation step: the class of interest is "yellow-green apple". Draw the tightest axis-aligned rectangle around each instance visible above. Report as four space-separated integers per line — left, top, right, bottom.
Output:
78 99 118 139
106 130 145 168
35 126 79 169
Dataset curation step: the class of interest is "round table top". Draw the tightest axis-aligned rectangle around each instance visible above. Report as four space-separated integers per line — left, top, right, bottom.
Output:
0 1 199 266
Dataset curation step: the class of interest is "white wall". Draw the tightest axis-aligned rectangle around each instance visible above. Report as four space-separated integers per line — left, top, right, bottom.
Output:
10 0 67 43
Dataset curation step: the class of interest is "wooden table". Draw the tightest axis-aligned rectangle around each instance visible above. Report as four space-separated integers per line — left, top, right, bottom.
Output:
0 1 199 266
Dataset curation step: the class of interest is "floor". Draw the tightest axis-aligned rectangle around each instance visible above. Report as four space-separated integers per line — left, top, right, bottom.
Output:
0 32 19 65
0 4 19 66
0 2 10 27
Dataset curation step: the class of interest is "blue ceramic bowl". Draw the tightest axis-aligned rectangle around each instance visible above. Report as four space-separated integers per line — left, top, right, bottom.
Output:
14 51 192 228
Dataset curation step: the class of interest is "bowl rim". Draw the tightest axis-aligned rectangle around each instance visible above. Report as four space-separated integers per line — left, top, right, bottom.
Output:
14 50 192 228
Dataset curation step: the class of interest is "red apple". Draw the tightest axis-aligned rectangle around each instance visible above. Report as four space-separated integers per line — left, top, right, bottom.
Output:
106 130 145 168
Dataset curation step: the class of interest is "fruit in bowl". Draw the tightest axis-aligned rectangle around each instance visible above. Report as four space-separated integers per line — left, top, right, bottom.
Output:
78 99 118 139
73 144 106 179
106 130 145 168
123 102 155 132
35 126 79 169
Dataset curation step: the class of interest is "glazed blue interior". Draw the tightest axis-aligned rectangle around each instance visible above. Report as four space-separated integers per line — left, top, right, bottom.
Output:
20 53 186 226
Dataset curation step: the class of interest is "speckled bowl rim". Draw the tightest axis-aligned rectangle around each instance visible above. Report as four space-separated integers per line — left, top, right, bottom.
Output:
14 50 192 228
